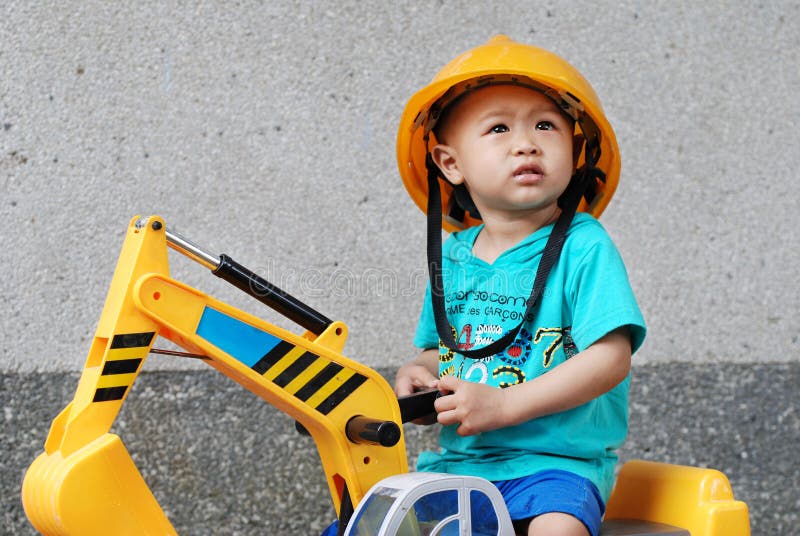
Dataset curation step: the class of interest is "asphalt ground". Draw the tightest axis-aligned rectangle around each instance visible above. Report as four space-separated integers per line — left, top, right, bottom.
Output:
3 362 797 535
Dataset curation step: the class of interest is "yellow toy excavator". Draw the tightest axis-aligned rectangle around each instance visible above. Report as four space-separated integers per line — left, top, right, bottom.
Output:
21 215 750 536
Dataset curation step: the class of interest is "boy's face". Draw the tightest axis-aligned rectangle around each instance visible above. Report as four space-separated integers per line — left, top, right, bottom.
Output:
432 84 578 221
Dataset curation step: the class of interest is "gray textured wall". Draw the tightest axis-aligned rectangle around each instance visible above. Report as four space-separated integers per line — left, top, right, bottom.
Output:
3 0 797 371
2 1 798 534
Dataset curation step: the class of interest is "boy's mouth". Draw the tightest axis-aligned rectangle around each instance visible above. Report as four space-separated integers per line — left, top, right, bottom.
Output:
513 163 544 180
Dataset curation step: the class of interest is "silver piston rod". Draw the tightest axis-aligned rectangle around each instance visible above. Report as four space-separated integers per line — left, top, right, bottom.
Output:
162 223 332 335
166 228 220 270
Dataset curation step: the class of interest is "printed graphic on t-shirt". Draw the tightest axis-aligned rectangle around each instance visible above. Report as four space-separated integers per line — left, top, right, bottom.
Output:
439 326 457 377
438 324 577 388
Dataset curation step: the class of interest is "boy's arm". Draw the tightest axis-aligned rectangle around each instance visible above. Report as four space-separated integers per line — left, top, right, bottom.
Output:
435 327 632 436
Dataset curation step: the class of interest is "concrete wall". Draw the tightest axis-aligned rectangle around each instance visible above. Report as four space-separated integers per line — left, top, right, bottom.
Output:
2 1 797 534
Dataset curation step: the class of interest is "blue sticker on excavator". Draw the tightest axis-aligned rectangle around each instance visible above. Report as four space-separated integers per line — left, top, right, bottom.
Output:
196 307 281 367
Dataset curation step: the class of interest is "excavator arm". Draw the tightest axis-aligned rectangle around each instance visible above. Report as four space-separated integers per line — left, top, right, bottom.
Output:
22 215 409 535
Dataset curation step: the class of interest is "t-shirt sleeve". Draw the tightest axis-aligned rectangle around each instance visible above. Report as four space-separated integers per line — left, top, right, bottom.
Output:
567 238 647 355
413 284 440 350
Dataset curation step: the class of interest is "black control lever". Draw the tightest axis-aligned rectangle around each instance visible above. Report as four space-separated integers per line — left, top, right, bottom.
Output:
397 388 440 423
295 388 441 440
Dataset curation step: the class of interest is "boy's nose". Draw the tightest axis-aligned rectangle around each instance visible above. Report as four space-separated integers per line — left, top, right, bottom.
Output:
512 135 539 155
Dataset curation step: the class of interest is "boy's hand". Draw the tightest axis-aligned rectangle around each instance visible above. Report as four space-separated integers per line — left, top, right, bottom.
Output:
434 375 509 436
394 363 438 397
394 350 440 425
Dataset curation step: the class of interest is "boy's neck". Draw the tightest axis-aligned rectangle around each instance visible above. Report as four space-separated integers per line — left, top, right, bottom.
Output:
472 206 561 264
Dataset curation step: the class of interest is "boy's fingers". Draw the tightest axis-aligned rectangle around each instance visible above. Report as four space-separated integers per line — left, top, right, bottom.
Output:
434 390 456 413
410 370 437 389
436 408 457 426
437 375 460 392
394 378 414 396
418 370 438 386
433 375 459 411
395 373 422 396
395 366 439 396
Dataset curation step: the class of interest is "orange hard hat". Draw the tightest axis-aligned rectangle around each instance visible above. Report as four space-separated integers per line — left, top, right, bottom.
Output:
397 35 620 232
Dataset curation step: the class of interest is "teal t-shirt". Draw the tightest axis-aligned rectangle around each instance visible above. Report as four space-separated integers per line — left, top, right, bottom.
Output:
413 213 646 501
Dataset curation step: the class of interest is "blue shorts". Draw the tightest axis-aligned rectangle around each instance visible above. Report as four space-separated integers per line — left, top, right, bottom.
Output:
495 469 605 536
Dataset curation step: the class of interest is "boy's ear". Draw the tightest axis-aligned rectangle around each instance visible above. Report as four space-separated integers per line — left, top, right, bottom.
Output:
572 133 586 166
431 144 465 185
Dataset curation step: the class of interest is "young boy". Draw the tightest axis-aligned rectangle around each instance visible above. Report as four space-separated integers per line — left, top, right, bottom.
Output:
395 36 646 536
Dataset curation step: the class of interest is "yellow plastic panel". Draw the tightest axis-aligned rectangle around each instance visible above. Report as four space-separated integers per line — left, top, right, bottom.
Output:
134 273 409 514
606 460 750 536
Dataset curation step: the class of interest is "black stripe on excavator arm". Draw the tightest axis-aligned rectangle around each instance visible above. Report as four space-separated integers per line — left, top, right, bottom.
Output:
93 386 128 402
101 358 143 375
315 374 368 415
252 340 295 375
272 351 319 388
110 332 155 349
293 362 344 402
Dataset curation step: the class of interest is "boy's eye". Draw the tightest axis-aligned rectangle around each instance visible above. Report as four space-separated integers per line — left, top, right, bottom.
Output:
536 121 556 131
489 124 509 134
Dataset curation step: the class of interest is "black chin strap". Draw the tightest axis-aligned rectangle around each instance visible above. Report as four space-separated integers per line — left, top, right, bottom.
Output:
426 156 601 359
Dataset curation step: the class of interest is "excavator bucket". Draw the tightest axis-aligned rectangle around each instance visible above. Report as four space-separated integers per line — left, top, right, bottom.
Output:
22 433 175 535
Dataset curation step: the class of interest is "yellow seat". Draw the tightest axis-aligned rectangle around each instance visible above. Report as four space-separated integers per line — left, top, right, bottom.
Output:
605 460 750 536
